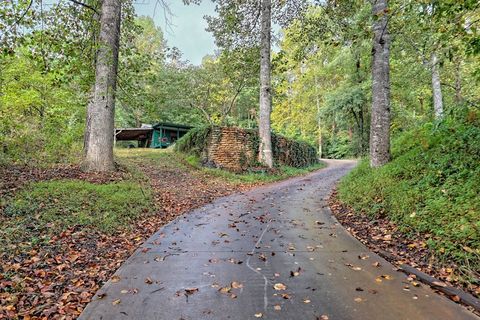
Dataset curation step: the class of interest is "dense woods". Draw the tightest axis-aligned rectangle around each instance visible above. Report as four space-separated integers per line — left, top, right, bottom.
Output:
1 0 480 318
1 1 479 165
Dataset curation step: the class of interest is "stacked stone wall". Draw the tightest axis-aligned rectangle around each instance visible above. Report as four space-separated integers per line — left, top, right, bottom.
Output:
201 127 317 172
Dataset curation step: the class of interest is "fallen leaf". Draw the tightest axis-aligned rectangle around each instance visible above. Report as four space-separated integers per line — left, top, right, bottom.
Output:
274 305 281 311
274 283 287 291
219 287 231 294
231 281 243 289
112 299 121 305
254 312 263 318
185 287 199 295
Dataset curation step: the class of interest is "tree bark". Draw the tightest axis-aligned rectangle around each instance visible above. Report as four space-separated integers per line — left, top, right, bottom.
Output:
258 0 273 168
454 57 462 104
431 52 444 119
370 0 391 168
83 0 121 172
314 74 322 158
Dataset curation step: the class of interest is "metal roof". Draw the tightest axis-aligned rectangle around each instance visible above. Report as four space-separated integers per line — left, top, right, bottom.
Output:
115 128 153 140
152 122 193 130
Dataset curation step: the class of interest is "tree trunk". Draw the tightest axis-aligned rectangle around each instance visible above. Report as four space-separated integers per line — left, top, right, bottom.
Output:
83 0 121 172
258 0 273 168
370 0 391 168
454 57 462 104
314 73 322 158
431 52 444 119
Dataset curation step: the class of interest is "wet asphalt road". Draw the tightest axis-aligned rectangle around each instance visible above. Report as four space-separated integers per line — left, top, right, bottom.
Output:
80 159 477 320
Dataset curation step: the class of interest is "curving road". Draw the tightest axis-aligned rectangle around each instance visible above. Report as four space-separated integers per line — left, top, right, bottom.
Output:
80 160 477 320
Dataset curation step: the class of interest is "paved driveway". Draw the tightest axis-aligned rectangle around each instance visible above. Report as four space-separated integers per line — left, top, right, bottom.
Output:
80 160 477 320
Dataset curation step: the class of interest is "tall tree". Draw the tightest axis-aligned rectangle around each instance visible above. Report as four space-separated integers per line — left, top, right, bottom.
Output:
83 0 121 171
370 0 390 168
430 52 444 118
259 0 273 167
203 0 306 168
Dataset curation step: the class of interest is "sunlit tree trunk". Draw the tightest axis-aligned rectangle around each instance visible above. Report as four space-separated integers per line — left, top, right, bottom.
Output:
431 52 443 119
83 0 121 171
314 73 322 158
370 0 391 168
258 0 273 168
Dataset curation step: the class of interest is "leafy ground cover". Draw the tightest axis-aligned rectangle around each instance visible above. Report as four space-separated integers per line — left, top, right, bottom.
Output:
0 148 324 319
333 117 480 300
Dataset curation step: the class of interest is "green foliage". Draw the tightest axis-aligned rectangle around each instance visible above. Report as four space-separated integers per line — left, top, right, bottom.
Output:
174 126 212 156
338 115 480 277
323 133 354 159
272 134 318 167
2 179 152 252
0 50 84 165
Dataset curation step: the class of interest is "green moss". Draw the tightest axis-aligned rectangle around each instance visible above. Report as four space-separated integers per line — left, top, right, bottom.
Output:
338 118 480 280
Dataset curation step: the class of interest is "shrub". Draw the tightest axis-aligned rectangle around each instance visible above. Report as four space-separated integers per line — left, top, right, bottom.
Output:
174 126 211 156
338 116 480 278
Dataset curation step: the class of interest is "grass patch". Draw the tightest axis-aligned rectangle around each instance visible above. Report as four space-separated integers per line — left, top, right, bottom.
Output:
2 172 153 254
338 118 480 281
2 147 325 255
183 154 326 185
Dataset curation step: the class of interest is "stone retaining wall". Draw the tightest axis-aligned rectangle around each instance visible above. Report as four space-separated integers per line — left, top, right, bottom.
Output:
202 127 317 172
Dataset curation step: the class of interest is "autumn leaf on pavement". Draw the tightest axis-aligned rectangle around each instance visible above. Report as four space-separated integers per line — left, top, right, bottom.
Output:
274 283 287 290
219 287 231 294
184 287 199 295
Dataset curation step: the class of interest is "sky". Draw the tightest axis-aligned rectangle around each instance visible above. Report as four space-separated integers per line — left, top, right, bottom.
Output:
134 0 217 65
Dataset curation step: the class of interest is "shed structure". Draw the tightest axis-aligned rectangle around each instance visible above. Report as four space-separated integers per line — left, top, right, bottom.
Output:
115 122 193 148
